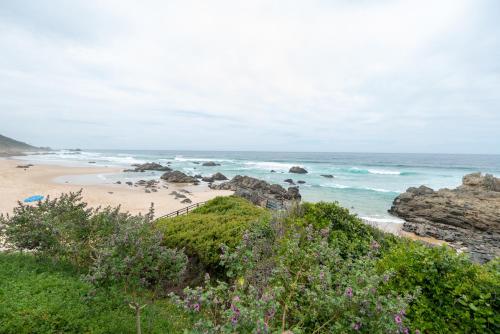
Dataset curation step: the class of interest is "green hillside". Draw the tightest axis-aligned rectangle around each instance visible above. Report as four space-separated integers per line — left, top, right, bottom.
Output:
0 134 38 153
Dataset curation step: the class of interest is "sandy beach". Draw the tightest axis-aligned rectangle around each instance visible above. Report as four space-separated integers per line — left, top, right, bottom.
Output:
0 158 233 218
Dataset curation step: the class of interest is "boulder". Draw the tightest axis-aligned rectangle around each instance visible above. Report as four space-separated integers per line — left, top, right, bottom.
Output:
297 180 306 184
202 176 214 183
202 161 220 166
210 175 301 208
321 174 334 178
284 178 295 185
125 162 172 172
389 173 500 263
161 170 198 184
194 174 202 179
212 172 228 181
289 166 308 174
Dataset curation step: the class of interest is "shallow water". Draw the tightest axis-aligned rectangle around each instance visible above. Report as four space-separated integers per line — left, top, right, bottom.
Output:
17 150 500 224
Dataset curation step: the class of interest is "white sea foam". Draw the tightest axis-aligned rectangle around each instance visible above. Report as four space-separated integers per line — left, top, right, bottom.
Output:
243 161 295 171
174 155 234 163
360 216 405 224
319 183 399 193
348 167 401 175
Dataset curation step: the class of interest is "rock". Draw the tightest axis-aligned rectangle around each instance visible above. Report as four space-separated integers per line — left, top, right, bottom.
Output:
88 161 96 164
124 162 172 172
145 189 151 193
202 161 220 166
179 189 191 194
211 175 301 208
289 166 308 174
321 174 334 178
212 172 228 181
192 162 200 164
125 181 133 186
115 181 122 184
270 170 276 173
16 164 34 169
284 178 295 185
297 180 306 184
389 173 500 263
194 174 202 179
161 171 198 184
202 176 214 183
181 198 192 204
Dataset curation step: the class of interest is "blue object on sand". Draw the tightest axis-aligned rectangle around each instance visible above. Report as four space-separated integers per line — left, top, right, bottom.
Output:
23 195 44 203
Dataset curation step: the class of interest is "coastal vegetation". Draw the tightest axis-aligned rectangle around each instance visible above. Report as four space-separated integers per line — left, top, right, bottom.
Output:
0 192 498 333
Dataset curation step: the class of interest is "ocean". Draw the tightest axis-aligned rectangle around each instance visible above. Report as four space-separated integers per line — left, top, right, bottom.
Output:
16 150 500 225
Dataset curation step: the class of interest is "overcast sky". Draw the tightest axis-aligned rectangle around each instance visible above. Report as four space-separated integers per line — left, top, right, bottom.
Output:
0 0 499 153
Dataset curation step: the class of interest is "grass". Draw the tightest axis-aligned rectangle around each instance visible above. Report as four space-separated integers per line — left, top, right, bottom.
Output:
156 196 270 268
0 252 193 334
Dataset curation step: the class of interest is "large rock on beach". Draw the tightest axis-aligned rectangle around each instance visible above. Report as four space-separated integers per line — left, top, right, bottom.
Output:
289 166 308 174
210 175 301 208
389 173 500 263
161 170 198 184
125 162 172 172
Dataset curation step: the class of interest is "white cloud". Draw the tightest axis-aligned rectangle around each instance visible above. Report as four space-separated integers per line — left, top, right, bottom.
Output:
0 0 499 153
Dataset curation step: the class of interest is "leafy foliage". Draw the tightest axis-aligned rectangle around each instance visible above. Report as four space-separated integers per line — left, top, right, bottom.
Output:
157 196 269 268
0 252 192 334
377 241 500 333
173 208 415 333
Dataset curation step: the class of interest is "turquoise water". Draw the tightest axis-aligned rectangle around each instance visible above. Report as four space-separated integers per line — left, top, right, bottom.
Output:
17 150 500 224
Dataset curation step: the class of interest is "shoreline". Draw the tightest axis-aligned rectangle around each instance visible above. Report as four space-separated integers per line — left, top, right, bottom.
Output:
0 158 233 218
0 157 445 245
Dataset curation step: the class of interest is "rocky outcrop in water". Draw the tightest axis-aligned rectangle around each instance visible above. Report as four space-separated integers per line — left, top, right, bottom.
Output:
389 173 500 263
202 161 220 166
289 166 308 174
161 171 198 184
124 162 172 172
210 175 301 208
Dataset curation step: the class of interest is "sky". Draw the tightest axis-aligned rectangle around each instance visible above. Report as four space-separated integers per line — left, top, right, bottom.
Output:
0 0 499 153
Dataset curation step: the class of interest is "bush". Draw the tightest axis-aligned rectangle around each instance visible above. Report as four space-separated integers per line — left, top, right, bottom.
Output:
173 207 415 333
157 196 269 268
377 241 500 333
0 252 192 334
295 201 399 257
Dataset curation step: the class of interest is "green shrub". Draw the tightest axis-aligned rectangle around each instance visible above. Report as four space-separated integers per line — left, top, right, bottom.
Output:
173 208 415 333
0 252 192 334
295 201 399 257
377 241 500 333
157 196 269 268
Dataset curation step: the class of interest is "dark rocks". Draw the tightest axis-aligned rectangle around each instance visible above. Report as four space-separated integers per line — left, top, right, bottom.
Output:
210 175 301 208
289 166 308 174
125 162 172 172
202 172 228 182
212 172 228 181
202 161 220 166
284 178 295 185
202 176 214 183
194 174 202 179
16 164 34 169
115 181 122 184
181 198 192 204
389 173 500 263
321 174 334 178
88 161 96 164
297 180 306 184
125 181 133 186
270 170 276 173
161 171 198 184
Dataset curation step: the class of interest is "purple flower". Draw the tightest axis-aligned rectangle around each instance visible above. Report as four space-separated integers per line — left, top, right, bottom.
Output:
371 241 380 249
415 330 421 334
233 296 240 302
352 322 362 331
345 287 353 298
403 328 409 334
193 303 200 312
231 316 238 326
319 271 325 281
394 315 402 324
